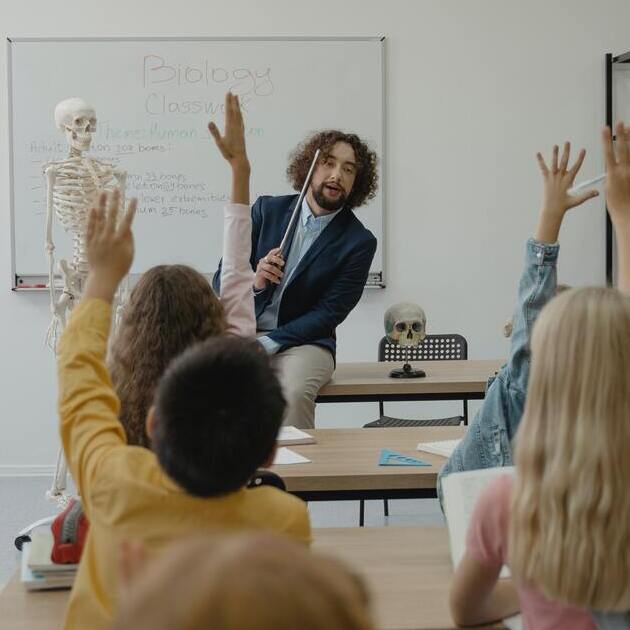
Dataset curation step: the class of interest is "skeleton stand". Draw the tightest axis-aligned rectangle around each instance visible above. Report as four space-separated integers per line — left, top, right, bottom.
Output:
388 345 426 379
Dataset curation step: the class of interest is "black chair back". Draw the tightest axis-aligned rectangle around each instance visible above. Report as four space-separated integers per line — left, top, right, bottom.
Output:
379 334 468 362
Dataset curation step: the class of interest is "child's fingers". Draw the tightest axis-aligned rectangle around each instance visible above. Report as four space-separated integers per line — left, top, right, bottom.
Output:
559 141 570 172
551 145 559 173
208 121 221 142
225 92 234 129
535 152 549 176
232 94 244 127
570 188 599 208
208 122 230 159
208 122 226 149
86 207 97 243
602 126 617 169
568 148 587 181
616 121 629 164
119 197 137 235
105 189 121 235
93 191 108 235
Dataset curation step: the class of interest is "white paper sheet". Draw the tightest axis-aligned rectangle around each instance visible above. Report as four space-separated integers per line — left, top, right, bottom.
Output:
417 439 461 458
273 447 311 465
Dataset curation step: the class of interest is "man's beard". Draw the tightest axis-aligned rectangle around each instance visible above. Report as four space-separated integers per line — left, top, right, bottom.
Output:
311 182 347 212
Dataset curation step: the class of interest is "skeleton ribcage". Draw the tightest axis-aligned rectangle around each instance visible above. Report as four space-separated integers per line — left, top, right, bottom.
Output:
51 158 115 274
52 159 114 234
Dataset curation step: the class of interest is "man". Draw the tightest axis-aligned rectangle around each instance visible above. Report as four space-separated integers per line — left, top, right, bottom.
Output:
213 130 378 428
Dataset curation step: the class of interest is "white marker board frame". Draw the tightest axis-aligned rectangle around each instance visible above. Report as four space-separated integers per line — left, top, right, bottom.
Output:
7 36 386 290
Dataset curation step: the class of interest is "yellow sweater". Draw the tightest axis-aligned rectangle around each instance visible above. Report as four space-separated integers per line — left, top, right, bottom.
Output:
58 299 311 630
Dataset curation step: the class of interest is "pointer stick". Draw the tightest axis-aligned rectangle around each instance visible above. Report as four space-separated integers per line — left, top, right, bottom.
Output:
278 149 321 258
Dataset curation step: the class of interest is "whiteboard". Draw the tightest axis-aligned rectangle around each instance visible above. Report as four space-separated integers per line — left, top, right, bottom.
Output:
8 37 385 284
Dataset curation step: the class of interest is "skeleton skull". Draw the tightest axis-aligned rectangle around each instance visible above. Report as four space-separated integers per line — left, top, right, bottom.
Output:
384 302 427 347
54 97 97 153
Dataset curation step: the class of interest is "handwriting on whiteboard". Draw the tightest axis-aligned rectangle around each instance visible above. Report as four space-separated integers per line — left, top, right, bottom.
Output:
143 55 275 97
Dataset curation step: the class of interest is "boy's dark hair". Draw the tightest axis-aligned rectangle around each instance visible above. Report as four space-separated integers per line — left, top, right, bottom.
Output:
286 130 379 210
152 336 286 497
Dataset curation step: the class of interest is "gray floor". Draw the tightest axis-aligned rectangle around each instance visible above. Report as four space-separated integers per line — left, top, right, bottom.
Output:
0 476 444 590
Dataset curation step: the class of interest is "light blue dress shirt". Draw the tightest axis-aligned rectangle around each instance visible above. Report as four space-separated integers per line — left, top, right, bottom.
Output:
258 199 341 354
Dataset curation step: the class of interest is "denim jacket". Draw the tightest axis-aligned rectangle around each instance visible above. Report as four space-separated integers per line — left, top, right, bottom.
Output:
439 238 559 487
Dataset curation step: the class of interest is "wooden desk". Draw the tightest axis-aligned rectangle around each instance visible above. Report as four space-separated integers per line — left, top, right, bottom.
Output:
0 526 502 630
271 426 464 502
314 526 503 630
316 359 503 403
0 573 67 630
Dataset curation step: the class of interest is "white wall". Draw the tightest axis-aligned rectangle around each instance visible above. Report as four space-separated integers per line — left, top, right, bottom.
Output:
1 0 628 472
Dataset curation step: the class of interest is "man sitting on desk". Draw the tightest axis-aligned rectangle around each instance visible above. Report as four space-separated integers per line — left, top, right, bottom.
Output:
214 131 378 428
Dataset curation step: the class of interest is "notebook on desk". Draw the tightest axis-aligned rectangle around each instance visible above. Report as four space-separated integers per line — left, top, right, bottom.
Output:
417 438 461 458
21 529 76 591
442 466 515 578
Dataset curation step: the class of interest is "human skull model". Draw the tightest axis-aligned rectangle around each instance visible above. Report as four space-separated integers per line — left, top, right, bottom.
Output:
384 302 427 347
54 97 97 153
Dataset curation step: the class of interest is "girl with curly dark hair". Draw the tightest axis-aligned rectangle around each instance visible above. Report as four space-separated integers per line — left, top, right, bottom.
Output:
108 265 227 447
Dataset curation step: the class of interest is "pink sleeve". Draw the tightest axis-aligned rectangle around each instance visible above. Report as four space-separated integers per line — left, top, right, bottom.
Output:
465 474 512 569
219 203 256 338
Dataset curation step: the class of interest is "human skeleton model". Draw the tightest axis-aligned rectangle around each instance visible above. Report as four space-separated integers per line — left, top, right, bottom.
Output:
43 98 127 504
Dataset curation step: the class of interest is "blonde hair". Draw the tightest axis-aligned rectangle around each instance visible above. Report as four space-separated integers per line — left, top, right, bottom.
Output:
112 533 373 630
508 287 630 610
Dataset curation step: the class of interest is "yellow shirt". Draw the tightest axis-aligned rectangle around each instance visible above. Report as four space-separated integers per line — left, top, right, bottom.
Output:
57 299 311 630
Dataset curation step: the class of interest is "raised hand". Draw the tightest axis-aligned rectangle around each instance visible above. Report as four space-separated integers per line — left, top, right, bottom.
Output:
84 189 137 302
208 92 250 205
208 92 249 170
535 143 598 243
603 122 630 227
254 247 285 291
604 122 630 294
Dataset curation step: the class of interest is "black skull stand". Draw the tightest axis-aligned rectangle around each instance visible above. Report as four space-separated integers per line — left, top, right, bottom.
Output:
389 345 426 379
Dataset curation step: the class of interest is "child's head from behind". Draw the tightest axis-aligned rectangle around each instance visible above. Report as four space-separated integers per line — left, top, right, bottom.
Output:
510 286 630 610
112 533 373 630
109 264 226 448
149 336 285 497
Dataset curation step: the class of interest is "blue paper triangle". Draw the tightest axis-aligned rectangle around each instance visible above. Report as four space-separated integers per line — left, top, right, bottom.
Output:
379 449 431 467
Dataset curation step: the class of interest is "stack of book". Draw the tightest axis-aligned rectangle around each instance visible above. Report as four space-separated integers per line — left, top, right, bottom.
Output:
20 527 76 591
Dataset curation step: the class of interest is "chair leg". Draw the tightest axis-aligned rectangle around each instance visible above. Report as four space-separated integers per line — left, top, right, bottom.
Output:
463 399 469 425
359 500 365 527
383 499 389 517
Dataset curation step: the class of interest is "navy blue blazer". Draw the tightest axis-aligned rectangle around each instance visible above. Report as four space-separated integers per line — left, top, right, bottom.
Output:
213 194 377 358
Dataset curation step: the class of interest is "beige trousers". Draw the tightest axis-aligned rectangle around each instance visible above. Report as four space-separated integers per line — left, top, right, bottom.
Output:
270 344 335 429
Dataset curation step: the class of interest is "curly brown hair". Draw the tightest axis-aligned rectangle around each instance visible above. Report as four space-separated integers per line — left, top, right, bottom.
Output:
286 131 379 210
108 265 226 448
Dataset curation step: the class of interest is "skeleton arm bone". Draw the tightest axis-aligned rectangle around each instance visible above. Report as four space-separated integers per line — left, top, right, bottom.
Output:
45 165 58 316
